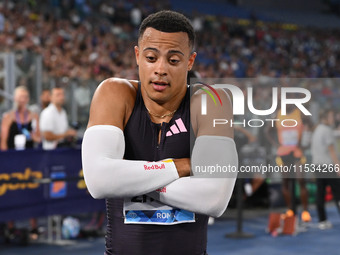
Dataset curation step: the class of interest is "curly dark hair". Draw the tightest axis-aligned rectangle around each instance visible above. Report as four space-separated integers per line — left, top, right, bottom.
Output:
138 10 195 49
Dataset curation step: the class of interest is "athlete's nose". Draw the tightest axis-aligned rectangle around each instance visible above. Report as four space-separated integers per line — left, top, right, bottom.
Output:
154 58 168 76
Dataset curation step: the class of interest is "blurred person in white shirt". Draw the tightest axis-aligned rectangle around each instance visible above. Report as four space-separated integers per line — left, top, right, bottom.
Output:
39 87 76 150
311 108 340 230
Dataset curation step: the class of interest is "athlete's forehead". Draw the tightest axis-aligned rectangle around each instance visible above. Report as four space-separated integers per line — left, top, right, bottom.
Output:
138 27 191 54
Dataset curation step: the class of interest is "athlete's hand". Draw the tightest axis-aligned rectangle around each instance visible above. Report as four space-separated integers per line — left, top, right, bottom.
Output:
173 158 191 177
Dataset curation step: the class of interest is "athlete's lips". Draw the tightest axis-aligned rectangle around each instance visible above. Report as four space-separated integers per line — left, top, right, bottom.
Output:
150 80 170 92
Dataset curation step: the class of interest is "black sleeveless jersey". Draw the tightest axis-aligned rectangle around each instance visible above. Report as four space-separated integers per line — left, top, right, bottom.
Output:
105 83 208 255
7 120 34 149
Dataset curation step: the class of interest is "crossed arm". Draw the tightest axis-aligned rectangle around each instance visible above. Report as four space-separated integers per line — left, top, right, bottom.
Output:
82 79 237 217
146 89 237 217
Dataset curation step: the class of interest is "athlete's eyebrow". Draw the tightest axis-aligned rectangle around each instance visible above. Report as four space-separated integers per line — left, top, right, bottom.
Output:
143 47 160 53
168 50 184 56
143 47 184 56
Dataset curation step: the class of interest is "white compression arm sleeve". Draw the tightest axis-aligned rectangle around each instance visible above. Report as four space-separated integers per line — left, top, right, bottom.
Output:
82 125 179 199
147 135 238 218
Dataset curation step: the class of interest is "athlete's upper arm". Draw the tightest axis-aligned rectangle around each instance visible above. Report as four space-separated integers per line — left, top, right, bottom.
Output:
191 88 233 138
87 78 137 130
82 79 180 199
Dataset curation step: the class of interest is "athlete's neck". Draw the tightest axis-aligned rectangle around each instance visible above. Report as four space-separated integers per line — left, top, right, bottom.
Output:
142 86 186 124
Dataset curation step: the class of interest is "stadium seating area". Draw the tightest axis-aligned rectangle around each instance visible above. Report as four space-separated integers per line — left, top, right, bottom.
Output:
0 0 340 85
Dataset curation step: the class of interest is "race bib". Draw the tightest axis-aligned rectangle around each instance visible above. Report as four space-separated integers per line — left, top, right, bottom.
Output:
123 195 195 225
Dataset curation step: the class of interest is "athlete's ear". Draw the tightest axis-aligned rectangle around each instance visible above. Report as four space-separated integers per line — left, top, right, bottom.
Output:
188 52 197 71
134 46 140 66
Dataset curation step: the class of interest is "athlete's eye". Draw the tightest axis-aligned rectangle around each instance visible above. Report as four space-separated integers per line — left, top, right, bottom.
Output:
146 56 156 62
169 59 180 65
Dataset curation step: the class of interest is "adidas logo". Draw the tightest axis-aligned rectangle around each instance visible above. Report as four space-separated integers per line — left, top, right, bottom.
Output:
166 118 187 137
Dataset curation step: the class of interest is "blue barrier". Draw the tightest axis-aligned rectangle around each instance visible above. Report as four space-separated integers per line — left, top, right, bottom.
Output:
0 148 105 222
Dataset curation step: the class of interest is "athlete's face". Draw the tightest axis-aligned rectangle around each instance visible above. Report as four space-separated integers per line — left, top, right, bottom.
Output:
135 27 196 104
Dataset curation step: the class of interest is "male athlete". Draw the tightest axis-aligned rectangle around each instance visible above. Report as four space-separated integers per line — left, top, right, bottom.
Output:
82 11 237 255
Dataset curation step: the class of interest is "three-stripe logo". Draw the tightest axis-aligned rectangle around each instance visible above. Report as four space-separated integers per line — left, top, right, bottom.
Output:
166 118 188 137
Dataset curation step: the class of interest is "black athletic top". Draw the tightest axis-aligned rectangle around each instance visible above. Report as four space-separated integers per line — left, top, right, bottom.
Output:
104 83 208 255
7 120 34 149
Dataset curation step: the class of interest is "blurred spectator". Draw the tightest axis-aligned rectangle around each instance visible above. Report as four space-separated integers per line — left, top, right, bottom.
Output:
311 108 340 230
130 4 142 27
39 86 76 150
29 88 51 115
0 85 41 241
0 86 40 150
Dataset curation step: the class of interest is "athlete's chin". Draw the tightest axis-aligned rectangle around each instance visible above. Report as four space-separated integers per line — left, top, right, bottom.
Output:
149 94 170 104
146 91 171 104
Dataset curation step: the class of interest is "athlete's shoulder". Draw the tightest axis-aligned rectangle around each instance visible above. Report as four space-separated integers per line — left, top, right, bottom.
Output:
96 78 138 97
87 78 139 129
93 78 138 109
